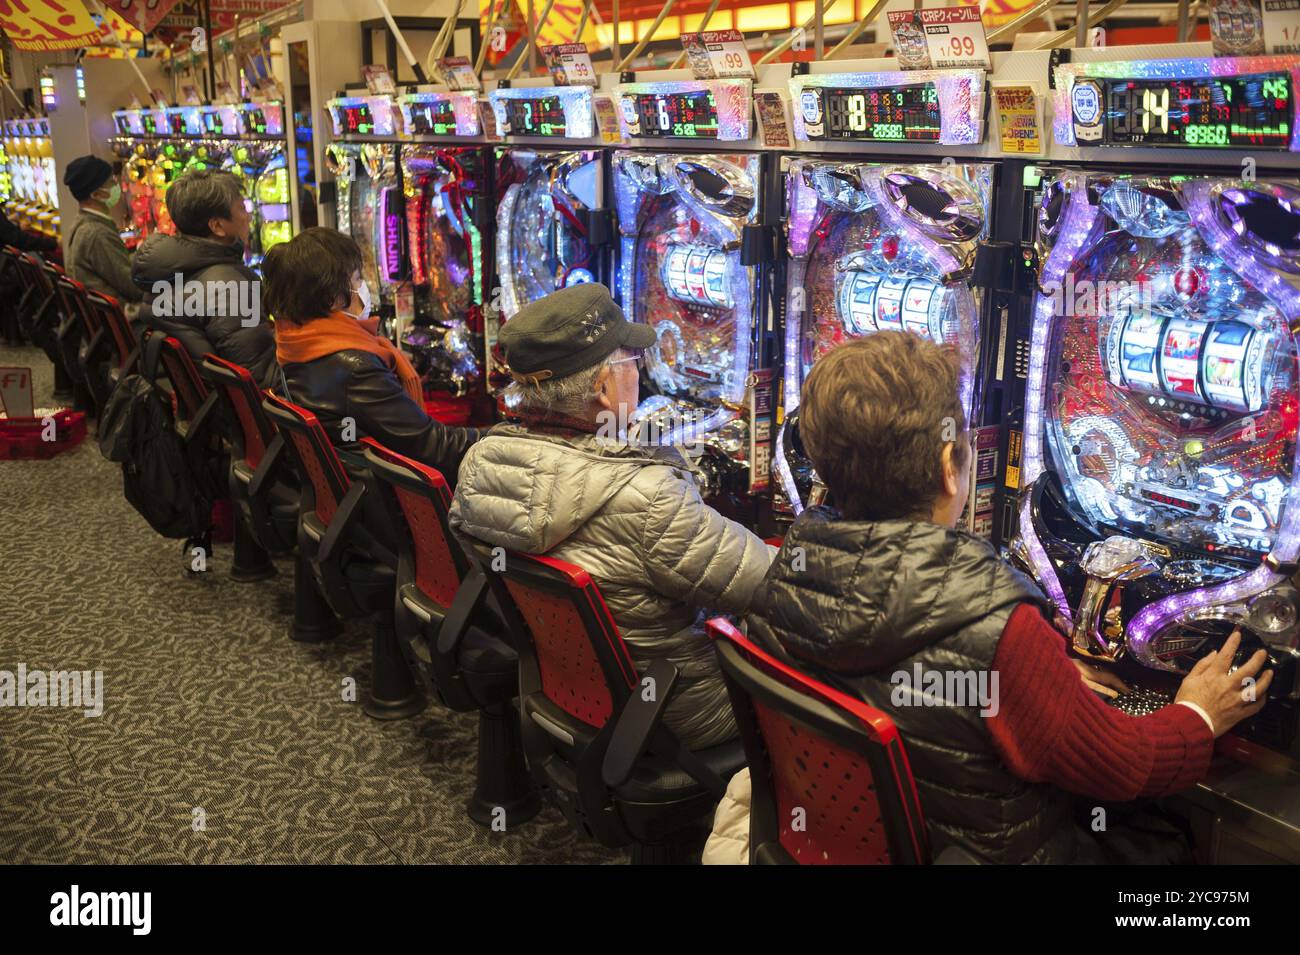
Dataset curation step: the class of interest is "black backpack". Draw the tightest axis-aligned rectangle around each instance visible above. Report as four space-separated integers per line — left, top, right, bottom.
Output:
98 334 213 539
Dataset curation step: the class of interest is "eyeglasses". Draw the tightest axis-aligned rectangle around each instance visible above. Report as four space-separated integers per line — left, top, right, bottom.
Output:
609 349 644 366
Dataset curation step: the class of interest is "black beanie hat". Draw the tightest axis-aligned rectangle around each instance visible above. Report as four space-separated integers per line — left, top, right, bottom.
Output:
63 155 114 201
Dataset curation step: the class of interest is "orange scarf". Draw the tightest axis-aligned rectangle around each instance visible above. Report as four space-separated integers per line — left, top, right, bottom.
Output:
275 311 422 403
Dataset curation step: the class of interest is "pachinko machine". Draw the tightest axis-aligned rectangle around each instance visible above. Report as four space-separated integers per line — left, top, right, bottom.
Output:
489 82 605 396
611 76 775 509
776 67 994 528
325 92 405 318
5 118 58 238
1012 52 1300 753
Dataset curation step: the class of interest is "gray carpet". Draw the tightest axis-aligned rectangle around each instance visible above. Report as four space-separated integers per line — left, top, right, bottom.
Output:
0 343 620 864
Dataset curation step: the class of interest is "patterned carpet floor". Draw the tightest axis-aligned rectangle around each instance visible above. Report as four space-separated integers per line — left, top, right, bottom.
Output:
0 344 620 864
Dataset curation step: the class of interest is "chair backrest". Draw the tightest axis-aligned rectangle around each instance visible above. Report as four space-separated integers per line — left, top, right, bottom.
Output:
19 252 56 302
262 391 352 525
202 354 275 469
480 547 638 729
707 617 931 866
86 290 137 368
154 335 210 421
54 273 101 338
362 438 466 609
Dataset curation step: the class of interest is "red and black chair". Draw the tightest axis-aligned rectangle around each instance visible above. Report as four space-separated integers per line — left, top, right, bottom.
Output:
12 252 77 401
53 272 119 418
0 245 27 346
86 290 140 383
467 543 744 862
202 354 298 557
263 393 421 718
709 617 973 865
363 439 540 825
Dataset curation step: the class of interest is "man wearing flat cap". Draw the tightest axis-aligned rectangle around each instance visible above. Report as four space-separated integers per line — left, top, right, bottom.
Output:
450 284 773 749
63 155 143 316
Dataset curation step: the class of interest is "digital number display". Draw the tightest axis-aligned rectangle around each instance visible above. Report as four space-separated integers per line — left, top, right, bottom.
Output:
1100 74 1291 148
167 111 186 135
202 109 226 134
406 98 458 135
244 107 268 134
810 84 941 142
632 90 720 139
505 96 567 136
141 111 163 135
339 103 375 136
114 113 132 135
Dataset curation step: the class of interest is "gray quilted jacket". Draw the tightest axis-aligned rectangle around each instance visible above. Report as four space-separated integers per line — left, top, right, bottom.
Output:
449 423 774 749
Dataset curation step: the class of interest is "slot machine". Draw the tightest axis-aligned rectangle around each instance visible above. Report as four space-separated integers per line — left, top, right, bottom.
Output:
488 82 606 395
234 101 293 264
778 65 1000 538
30 118 58 238
324 92 404 324
1010 50 1300 755
394 88 492 420
110 109 161 245
611 75 776 521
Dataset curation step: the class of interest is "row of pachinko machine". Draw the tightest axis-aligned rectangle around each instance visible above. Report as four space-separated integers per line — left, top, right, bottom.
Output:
108 101 293 264
322 44 1300 761
1 117 60 238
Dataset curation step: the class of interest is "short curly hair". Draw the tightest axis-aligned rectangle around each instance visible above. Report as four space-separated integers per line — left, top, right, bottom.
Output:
800 331 970 521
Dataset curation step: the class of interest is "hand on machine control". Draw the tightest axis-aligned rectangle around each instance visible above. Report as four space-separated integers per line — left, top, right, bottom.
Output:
1174 630 1273 738
1071 658 1130 699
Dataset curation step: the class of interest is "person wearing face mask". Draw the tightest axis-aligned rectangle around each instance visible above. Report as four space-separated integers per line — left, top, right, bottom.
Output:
63 156 144 319
262 226 480 482
132 167 276 386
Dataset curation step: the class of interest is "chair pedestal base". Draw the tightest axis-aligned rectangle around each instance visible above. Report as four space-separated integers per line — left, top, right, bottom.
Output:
230 511 277 583
467 701 541 829
364 614 426 720
290 555 339 643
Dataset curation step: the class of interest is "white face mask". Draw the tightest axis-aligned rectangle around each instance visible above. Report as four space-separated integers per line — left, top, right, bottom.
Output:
348 281 372 322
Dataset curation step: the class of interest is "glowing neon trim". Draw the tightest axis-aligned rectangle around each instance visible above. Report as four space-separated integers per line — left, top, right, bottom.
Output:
326 95 398 138
614 79 752 141
789 69 985 146
488 85 594 139
1053 54 1300 150
397 90 481 137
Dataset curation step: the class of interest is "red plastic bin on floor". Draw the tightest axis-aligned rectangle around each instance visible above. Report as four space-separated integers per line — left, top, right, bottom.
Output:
0 409 87 460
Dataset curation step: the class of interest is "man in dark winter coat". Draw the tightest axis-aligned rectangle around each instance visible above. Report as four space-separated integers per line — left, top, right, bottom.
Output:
132 168 276 387
706 331 1272 865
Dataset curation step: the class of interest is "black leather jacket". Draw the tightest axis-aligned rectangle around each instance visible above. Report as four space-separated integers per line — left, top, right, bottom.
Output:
281 348 480 486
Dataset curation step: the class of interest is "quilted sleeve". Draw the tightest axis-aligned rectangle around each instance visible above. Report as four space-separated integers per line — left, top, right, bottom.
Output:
639 469 774 615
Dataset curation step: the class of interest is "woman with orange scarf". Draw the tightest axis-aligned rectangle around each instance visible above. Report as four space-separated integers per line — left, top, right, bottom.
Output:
263 227 479 484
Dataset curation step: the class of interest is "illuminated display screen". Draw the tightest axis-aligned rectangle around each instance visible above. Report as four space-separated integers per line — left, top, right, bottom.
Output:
406 98 458 135
338 103 376 136
141 111 163 135
244 107 268 134
114 113 133 135
505 96 567 136
202 109 227 134
1088 73 1292 148
632 90 719 139
167 111 186 135
806 84 941 142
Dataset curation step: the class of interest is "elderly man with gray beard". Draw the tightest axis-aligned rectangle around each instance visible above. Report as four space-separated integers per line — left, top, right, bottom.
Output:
449 284 774 749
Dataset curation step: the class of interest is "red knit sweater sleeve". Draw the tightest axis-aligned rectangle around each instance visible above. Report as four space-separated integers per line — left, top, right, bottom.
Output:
986 603 1213 801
